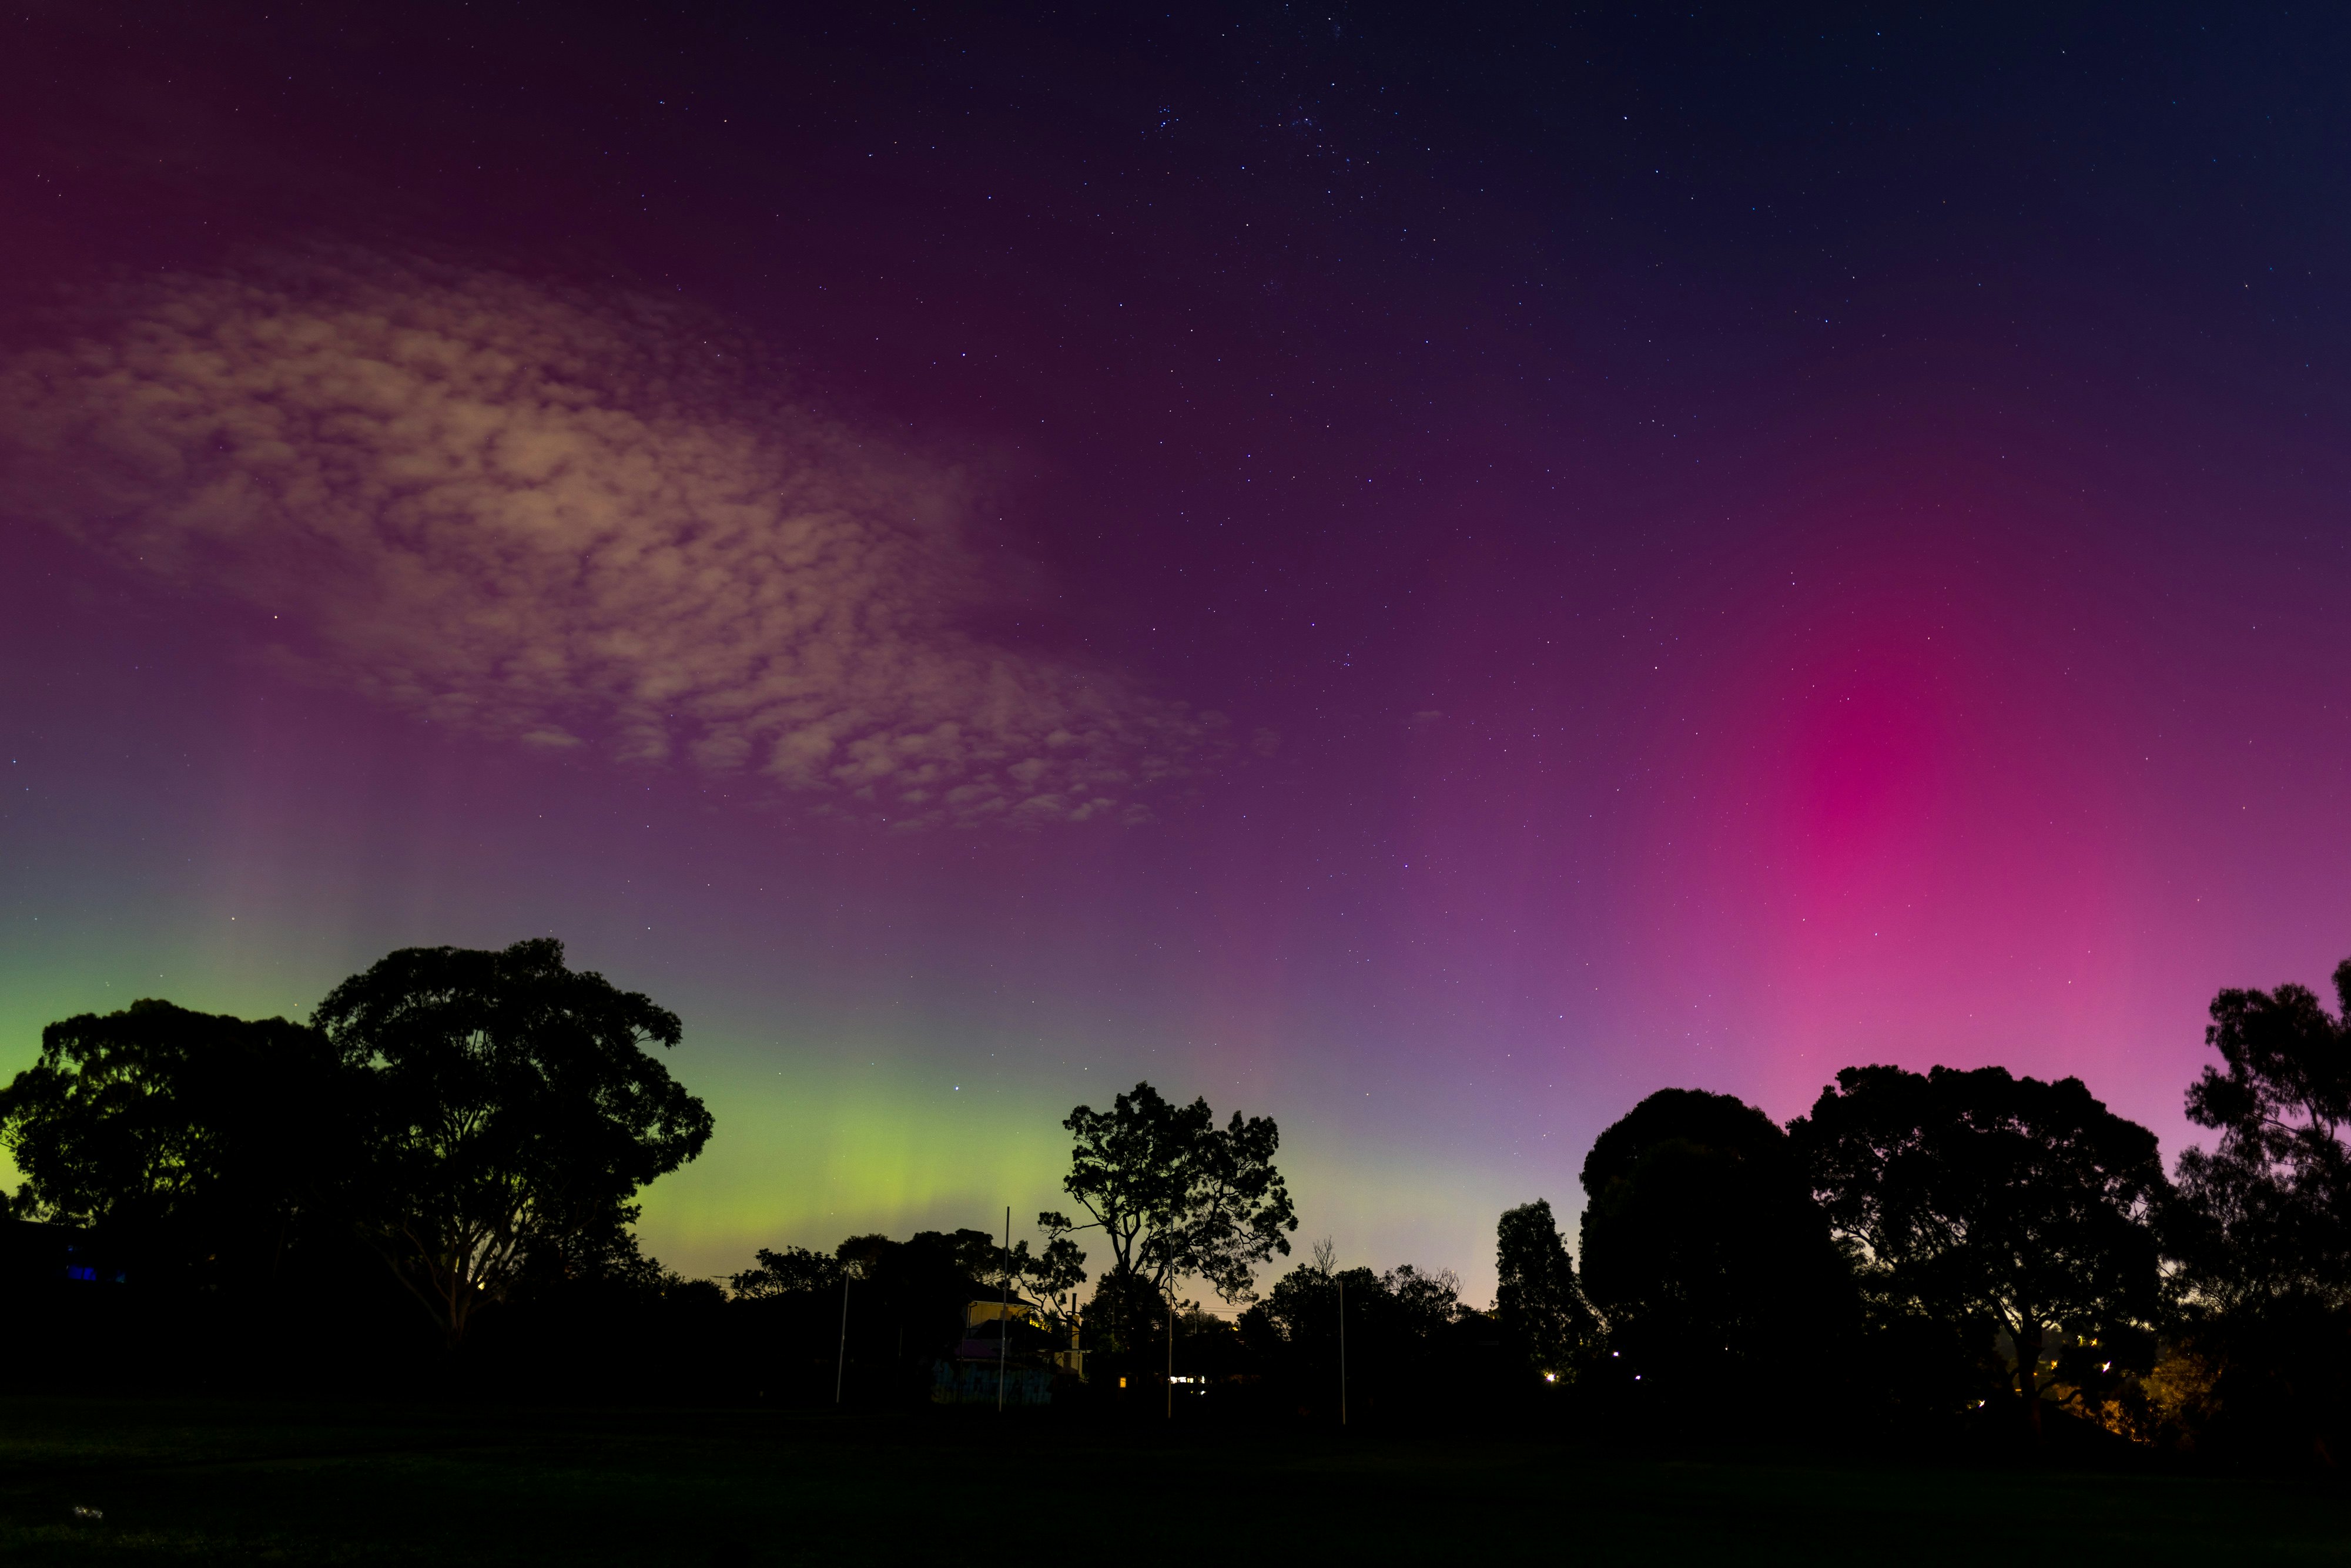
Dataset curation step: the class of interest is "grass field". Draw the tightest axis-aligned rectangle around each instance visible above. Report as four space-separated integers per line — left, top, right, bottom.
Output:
3 1397 2347 1564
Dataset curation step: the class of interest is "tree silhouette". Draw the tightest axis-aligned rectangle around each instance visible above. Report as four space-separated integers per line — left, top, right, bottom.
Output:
316 939 712 1349
1578 1088 1851 1413
1494 1199 1598 1381
729 1244 845 1299
2173 958 2351 1308
725 1225 1082 1401
1241 1255 1481 1419
2163 960 2351 1465
1044 1080 1295 1323
0 1000 360 1287
1792 1064 2165 1439
1021 1232 1090 1326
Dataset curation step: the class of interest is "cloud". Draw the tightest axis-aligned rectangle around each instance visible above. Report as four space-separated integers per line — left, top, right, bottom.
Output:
0 254 1227 826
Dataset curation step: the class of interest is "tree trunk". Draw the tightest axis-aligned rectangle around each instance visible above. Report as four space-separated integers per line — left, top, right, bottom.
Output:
2014 1321 2044 1443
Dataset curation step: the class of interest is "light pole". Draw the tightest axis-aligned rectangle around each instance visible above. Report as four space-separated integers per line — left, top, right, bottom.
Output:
1166 1291 1174 1421
834 1272 850 1405
996 1206 1011 1412
1337 1273 1348 1428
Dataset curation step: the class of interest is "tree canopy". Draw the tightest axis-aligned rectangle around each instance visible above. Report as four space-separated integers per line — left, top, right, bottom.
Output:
729 1244 849 1299
1237 1248 1490 1418
1791 1064 2166 1430
0 1000 360 1286
1046 1080 1295 1311
730 1224 1086 1318
1493 1198 1598 1379
316 938 712 1347
25 934 2348 1459
2172 959 2351 1309
1578 1088 1850 1397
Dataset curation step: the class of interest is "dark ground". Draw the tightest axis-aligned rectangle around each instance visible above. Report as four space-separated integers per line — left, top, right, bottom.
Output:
2 1398 2347 1565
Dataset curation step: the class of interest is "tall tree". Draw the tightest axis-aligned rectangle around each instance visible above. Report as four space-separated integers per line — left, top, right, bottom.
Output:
2162 961 2351 1466
1579 1088 1852 1403
316 939 712 1348
0 1000 360 1285
1791 1064 2166 1437
2173 958 2351 1307
1494 1198 1598 1380
1043 1080 1295 1319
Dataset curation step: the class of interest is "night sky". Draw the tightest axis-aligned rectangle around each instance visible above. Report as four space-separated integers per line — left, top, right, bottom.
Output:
5 4 2349 1300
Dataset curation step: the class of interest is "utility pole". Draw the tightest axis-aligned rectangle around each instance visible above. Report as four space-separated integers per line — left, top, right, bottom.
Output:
997 1206 1011 1412
1166 1292 1174 1421
834 1272 850 1405
1338 1274 1348 1428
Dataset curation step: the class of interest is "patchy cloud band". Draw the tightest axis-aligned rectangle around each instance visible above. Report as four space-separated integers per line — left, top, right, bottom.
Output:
0 256 1227 826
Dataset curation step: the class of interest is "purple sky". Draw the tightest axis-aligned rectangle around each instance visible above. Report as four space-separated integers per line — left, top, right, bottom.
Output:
4 4 2349 1300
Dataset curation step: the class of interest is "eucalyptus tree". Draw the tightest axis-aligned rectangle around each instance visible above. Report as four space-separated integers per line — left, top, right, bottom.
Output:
0 999 360 1286
1042 1080 1295 1346
1791 1064 2166 1436
2160 960 2351 1464
2173 959 2351 1308
316 938 712 1348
